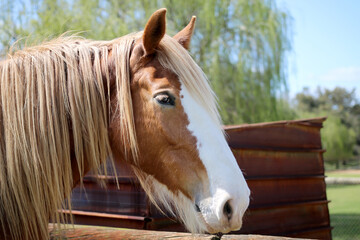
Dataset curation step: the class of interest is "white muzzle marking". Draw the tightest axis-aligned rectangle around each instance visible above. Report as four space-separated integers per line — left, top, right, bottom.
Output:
180 84 250 233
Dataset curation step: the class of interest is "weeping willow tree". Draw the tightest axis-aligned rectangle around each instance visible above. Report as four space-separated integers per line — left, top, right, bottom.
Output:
0 0 293 124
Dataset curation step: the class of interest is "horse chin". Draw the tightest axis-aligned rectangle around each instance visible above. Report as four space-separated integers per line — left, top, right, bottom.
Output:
202 219 242 235
204 220 242 235
132 168 208 233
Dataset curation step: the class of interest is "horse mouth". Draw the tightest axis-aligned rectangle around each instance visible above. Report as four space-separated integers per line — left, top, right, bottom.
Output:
213 232 224 239
193 203 237 235
194 203 215 233
194 203 228 234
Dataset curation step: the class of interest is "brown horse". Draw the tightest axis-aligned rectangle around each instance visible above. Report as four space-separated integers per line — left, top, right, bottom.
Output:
0 9 250 239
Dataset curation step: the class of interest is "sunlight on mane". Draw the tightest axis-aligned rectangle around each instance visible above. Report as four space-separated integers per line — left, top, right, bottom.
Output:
157 35 223 131
0 34 136 239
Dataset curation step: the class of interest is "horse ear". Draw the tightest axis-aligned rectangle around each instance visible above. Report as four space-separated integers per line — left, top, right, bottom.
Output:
173 16 196 50
143 8 167 55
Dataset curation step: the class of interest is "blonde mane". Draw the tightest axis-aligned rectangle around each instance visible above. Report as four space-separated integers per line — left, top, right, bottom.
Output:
0 34 138 239
0 32 221 239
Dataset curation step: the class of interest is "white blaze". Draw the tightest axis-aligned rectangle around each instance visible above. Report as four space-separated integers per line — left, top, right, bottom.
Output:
180 84 250 232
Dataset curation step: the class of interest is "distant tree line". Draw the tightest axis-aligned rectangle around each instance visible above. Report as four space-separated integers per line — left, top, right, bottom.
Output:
0 0 293 124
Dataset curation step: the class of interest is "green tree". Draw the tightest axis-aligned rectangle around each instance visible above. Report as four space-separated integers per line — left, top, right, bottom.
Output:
322 115 356 168
0 0 293 124
0 0 32 52
295 87 359 169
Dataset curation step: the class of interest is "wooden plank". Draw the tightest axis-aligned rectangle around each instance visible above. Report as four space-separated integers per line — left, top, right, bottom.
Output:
49 225 306 239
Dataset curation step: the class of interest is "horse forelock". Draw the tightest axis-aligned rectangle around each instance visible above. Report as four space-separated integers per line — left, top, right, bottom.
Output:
157 35 223 131
0 34 139 239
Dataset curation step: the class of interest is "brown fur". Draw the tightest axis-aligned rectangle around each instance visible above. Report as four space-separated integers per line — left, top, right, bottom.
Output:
124 55 207 198
173 16 196 50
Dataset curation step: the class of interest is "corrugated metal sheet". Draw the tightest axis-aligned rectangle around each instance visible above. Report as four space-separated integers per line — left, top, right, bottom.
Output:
67 117 331 239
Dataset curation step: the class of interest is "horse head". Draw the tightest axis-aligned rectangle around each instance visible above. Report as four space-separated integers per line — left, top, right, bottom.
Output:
109 9 250 234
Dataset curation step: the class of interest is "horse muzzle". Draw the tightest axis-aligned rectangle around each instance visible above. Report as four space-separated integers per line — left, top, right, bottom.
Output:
196 185 250 234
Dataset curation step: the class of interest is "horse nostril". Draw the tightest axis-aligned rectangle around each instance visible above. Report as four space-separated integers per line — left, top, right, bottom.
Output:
223 200 232 221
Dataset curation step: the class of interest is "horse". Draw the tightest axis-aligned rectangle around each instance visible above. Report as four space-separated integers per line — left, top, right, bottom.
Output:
0 8 250 239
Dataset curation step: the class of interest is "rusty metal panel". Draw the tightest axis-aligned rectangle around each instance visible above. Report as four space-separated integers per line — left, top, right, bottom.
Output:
71 179 147 216
225 118 325 150
234 150 325 177
247 177 327 207
238 201 330 236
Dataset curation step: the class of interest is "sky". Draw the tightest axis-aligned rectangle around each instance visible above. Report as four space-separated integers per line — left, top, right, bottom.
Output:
276 0 360 99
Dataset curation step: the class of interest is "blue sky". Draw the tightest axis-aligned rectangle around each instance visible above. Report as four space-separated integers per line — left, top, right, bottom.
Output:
276 0 360 99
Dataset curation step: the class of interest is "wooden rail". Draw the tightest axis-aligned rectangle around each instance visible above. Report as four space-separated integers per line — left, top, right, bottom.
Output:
50 225 305 239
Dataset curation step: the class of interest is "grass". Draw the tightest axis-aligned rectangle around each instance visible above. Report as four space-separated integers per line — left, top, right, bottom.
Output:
327 183 360 240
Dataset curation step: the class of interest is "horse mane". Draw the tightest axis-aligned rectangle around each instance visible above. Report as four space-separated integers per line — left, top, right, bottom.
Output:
0 34 137 239
0 32 221 239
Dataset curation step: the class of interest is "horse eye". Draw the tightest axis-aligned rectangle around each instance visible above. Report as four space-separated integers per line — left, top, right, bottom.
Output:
154 93 175 106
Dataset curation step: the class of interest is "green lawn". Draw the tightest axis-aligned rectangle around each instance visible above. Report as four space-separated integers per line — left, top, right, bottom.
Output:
327 184 360 240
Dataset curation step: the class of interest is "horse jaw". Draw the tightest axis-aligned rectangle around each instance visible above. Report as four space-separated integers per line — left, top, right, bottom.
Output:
179 84 251 234
132 167 208 233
